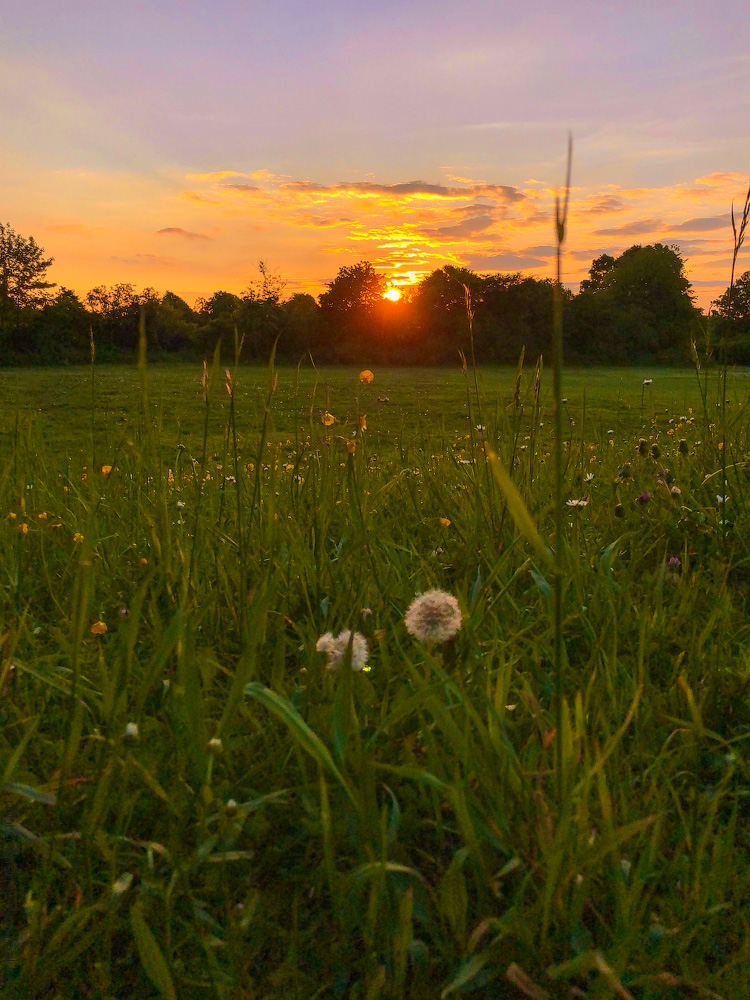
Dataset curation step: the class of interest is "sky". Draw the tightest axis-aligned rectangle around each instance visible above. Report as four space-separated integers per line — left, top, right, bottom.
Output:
2 0 750 310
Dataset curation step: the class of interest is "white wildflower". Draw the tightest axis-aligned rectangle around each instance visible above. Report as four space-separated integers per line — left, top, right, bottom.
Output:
124 722 139 741
404 589 462 644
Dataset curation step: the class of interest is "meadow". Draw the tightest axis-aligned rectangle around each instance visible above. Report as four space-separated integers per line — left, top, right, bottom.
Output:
2 359 750 999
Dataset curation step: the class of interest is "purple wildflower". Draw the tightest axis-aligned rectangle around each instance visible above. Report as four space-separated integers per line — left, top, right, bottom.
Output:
636 491 651 506
667 556 681 569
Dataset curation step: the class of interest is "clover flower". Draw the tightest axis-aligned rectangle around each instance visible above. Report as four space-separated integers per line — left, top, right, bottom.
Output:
667 556 681 569
404 589 462 644
316 630 369 671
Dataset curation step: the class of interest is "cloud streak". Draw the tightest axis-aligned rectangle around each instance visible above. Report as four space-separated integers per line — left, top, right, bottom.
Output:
157 227 211 240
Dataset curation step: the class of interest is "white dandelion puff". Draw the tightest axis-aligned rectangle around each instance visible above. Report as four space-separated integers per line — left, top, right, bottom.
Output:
404 589 462 644
316 630 369 671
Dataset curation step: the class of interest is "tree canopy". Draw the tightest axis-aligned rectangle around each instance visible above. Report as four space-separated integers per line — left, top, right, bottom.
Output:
0 223 727 367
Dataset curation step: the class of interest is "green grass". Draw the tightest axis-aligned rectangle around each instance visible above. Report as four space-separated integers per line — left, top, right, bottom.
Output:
3 360 750 999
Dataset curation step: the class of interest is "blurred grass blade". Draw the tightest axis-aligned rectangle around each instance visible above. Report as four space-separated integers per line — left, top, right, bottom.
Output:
245 682 357 809
130 902 176 1000
486 449 549 563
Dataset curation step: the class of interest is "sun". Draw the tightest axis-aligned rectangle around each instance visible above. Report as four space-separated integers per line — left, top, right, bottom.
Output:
383 287 401 302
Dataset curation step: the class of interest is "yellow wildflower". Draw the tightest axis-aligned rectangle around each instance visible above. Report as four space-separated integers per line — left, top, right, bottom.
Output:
440 517 451 527
89 621 108 635
140 557 148 566
347 440 357 454
101 465 113 476
718 442 724 450
359 370 374 384
73 532 83 542
37 512 47 520
322 412 336 426
18 523 28 535
359 414 367 431
7 512 16 519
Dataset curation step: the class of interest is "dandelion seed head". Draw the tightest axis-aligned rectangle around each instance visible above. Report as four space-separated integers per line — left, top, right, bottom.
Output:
316 630 369 671
404 589 462 644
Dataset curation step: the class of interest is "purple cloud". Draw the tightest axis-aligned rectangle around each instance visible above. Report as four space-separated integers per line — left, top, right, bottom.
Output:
157 227 211 240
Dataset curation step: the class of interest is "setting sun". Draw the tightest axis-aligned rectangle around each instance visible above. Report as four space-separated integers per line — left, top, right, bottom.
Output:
383 288 401 301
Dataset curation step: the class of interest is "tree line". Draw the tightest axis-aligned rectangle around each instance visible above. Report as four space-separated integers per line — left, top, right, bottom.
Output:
1 220 747 366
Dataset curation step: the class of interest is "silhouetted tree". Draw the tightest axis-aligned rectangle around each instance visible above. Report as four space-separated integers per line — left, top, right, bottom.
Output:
85 283 142 355
710 270 750 363
0 222 56 354
568 244 696 363
318 262 387 361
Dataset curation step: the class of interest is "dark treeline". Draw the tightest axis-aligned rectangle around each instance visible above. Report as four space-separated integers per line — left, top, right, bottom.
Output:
1 221 747 366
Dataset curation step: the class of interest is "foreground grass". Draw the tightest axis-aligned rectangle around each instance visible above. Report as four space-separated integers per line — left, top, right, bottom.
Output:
2 361 750 999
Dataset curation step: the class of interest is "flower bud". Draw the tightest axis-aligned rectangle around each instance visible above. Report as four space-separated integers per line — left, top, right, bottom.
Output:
678 438 688 454
650 443 661 459
638 438 648 455
614 502 624 518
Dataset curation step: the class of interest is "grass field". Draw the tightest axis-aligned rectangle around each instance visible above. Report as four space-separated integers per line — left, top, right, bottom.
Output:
3 360 750 999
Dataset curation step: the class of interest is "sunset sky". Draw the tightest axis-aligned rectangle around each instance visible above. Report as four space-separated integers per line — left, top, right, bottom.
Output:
3 0 750 310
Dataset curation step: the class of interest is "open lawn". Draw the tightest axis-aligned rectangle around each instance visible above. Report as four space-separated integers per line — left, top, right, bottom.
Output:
3 361 750 999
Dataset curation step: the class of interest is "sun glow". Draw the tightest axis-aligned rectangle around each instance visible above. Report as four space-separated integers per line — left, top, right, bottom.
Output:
383 288 401 301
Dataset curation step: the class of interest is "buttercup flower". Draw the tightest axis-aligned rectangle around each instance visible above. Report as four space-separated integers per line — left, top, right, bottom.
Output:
322 412 336 427
316 630 369 671
439 517 451 527
404 589 462 644
359 370 374 384
90 621 108 635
